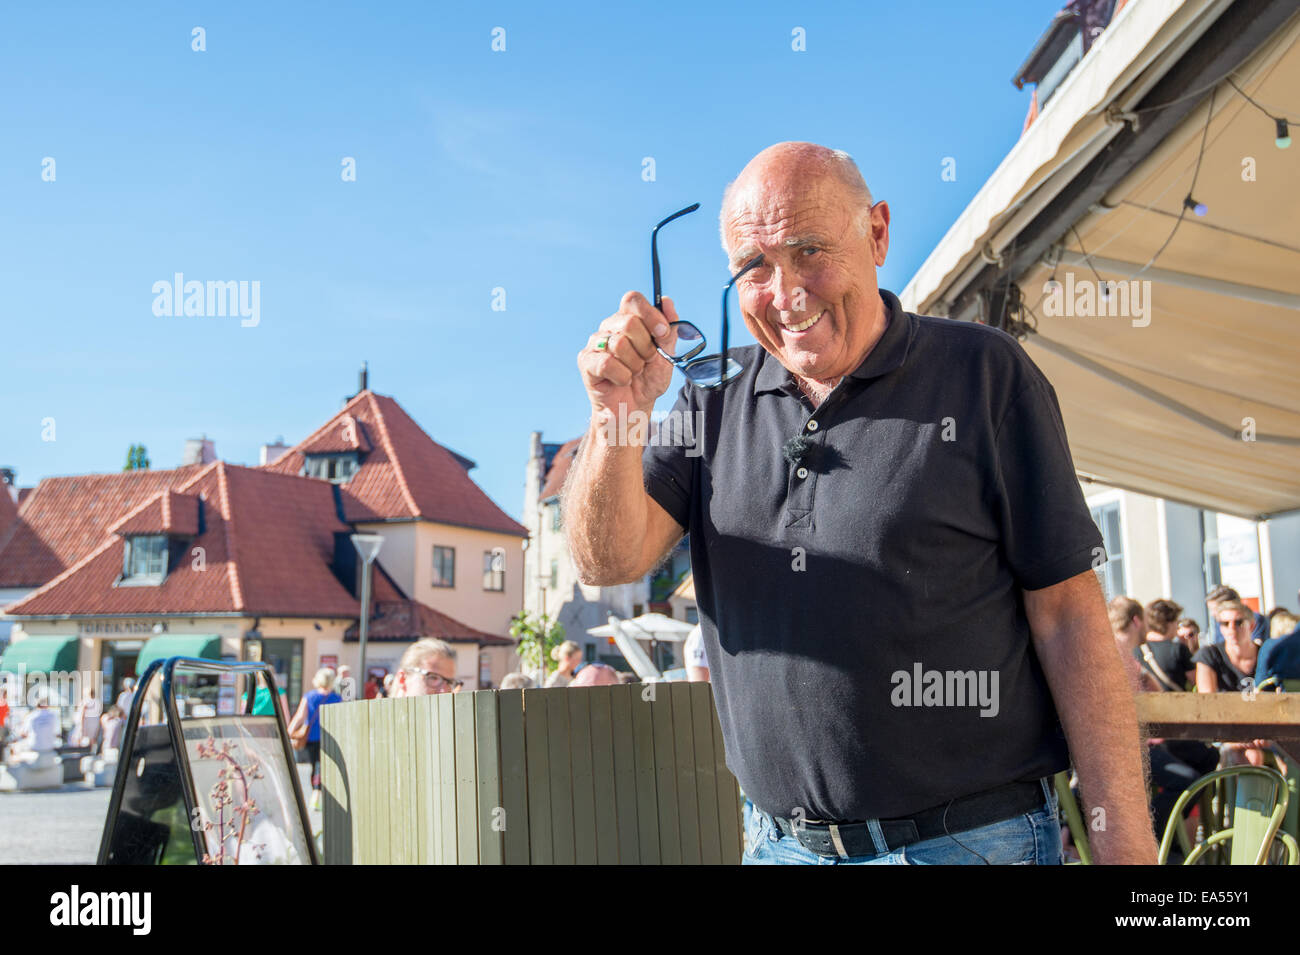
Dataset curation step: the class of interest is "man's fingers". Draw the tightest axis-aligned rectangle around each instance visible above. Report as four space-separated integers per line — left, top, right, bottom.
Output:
578 335 635 388
660 295 680 325
591 353 634 386
607 332 647 373
615 318 657 361
618 291 670 337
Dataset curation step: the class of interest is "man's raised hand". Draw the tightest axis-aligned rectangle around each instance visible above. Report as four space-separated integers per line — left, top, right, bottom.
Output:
578 291 680 419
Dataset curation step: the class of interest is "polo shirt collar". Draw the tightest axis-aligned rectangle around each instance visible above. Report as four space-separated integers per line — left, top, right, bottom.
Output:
752 288 915 395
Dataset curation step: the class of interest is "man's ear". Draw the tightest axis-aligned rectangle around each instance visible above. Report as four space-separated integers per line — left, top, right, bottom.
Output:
869 201 891 266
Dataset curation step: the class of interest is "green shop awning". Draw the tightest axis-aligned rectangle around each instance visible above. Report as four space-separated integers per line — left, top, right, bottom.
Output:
0 635 79 675
136 634 223 673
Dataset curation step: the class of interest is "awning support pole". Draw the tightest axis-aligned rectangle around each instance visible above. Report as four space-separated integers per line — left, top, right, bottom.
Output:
1056 250 1300 310
1031 334 1300 447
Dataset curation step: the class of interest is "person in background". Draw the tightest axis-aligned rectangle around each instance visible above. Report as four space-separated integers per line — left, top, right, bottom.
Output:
74 685 102 748
12 688 59 762
1257 612 1300 688
99 704 126 754
1196 600 1260 693
1270 611 1298 641
287 668 342 810
1196 599 1270 767
336 664 354 700
1263 607 1292 649
1204 585 1267 646
115 676 136 717
245 681 287 717
363 673 381 700
1134 601 1218 854
382 673 395 697
1108 597 1155 693
390 639 463 697
1135 600 1195 692
545 640 583 688
0 687 10 750
499 672 536 690
684 624 709 682
1175 618 1201 654
569 662 622 687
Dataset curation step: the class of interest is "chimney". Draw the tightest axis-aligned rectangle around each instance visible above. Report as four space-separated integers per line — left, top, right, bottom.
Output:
0 467 14 487
259 436 290 466
359 360 368 394
181 435 217 466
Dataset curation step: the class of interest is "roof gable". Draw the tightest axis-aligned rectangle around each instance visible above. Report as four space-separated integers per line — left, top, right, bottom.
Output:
539 437 581 501
5 463 361 619
0 466 205 588
264 391 526 536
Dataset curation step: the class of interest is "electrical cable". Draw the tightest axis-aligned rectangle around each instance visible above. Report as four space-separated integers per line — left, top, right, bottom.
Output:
1134 86 1215 275
1224 76 1298 124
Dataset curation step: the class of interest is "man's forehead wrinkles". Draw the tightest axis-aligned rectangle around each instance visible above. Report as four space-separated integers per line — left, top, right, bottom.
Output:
730 210 828 247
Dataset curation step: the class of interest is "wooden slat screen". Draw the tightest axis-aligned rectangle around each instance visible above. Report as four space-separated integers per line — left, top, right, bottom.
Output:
320 682 742 864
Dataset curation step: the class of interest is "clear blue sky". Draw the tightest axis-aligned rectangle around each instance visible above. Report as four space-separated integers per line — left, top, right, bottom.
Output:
2 0 1061 521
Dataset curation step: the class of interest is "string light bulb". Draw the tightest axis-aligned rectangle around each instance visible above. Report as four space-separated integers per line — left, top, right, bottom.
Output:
1183 195 1208 217
1276 118 1292 149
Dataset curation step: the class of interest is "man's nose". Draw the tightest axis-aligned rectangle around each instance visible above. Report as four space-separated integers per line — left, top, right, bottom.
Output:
769 265 805 313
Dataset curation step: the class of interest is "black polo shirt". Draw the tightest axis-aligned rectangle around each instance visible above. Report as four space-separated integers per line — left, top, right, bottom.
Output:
642 288 1103 821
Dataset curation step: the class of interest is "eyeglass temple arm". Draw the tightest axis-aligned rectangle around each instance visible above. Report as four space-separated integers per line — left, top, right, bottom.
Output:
721 253 765 367
651 203 701 310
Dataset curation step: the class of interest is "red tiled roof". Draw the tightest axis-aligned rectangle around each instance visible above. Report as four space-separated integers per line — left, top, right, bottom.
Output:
0 489 18 543
343 598 514 646
109 490 201 537
298 413 372 455
264 391 526 536
539 437 581 501
0 466 205 588
6 463 362 619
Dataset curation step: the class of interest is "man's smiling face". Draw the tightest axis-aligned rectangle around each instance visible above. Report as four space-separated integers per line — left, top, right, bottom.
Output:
721 145 890 383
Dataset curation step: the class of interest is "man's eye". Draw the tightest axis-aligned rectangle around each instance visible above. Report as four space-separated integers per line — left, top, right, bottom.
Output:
801 246 821 257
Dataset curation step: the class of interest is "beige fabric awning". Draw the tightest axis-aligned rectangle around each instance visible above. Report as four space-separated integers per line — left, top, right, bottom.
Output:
906 9 1300 519
1017 24 1300 518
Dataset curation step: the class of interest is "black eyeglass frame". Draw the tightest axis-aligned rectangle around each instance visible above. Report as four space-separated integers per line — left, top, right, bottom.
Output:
650 203 765 390
404 666 463 690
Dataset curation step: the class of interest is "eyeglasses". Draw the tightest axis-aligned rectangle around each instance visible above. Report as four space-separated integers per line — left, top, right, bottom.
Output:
650 203 764 389
404 667 463 691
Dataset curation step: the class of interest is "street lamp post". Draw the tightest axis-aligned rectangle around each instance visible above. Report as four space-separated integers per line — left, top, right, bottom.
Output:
350 534 384 699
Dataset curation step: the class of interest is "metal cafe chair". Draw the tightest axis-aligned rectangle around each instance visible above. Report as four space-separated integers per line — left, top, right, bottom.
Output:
1157 765 1298 865
1054 770 1092 865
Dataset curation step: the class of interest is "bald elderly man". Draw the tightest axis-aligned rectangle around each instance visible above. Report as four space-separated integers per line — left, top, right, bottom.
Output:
565 142 1155 865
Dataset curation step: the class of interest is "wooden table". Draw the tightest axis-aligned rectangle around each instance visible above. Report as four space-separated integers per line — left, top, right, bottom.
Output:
1136 692 1300 855
1136 692 1300 762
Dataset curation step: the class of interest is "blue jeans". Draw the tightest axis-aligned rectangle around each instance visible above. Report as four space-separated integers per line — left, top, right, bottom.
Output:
742 779 1062 865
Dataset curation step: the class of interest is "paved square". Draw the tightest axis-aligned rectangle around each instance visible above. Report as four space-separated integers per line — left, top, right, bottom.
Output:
0 765 323 864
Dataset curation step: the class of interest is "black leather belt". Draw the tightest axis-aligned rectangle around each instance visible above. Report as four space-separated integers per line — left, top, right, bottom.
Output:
768 779 1050 858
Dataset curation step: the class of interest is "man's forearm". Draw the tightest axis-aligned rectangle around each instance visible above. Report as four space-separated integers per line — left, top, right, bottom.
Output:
1039 619 1158 864
562 412 652 585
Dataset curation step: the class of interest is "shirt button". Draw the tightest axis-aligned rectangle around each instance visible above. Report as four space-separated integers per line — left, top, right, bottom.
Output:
796 467 809 479
806 420 819 431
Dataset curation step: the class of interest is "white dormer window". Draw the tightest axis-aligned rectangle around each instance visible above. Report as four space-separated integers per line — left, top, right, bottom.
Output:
304 453 359 483
123 534 168 583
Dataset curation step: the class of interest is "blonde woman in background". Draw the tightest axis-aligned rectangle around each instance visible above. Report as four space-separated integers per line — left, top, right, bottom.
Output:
545 641 583 687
